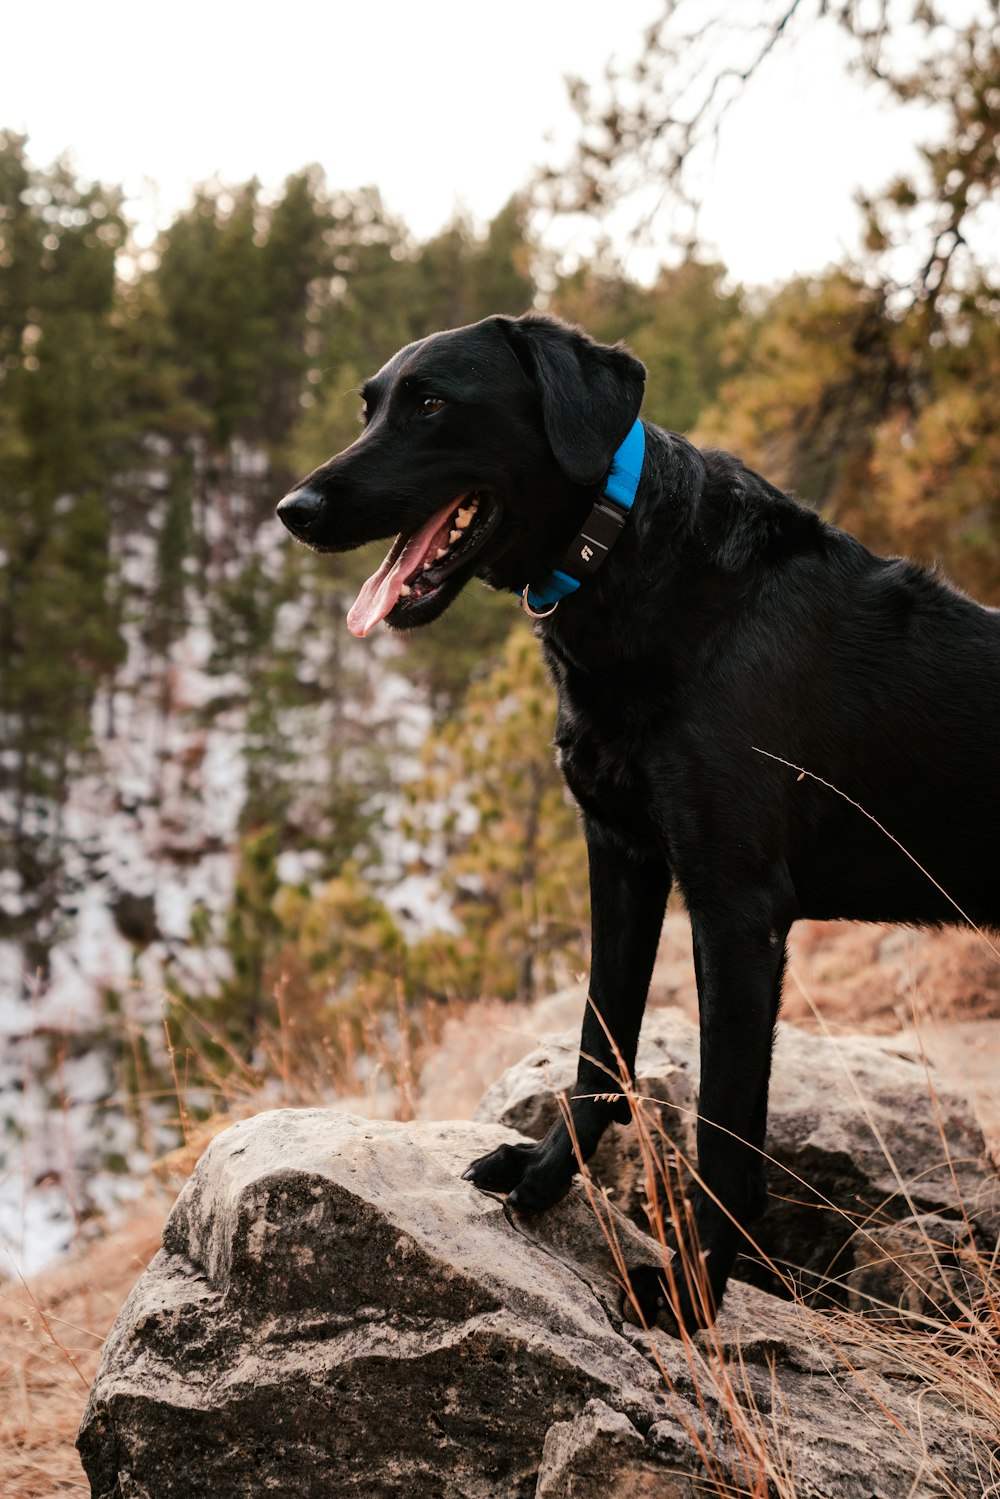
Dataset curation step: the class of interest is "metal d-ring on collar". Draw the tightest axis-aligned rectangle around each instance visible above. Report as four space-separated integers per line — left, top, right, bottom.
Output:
518 418 646 619
521 586 559 619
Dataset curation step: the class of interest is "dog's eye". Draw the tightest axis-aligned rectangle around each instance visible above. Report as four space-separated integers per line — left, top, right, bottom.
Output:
420 396 446 416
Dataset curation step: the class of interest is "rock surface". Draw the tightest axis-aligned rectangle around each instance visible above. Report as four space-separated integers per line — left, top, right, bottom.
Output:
78 1108 997 1497
475 1009 1000 1318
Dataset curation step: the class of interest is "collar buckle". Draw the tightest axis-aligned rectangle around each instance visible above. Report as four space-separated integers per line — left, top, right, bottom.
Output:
516 418 645 616
558 496 628 578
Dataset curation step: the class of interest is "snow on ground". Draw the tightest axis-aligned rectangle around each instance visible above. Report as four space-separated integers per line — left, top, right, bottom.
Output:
0 481 454 1275
2 496 252 1270
0 595 247 1270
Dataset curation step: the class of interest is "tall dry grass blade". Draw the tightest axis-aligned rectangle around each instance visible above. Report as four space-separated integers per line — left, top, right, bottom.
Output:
565 994 991 1497
789 962 984 1328
1 1257 89 1390
751 746 1000 962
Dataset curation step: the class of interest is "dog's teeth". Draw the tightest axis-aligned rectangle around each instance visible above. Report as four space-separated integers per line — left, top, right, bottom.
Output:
455 507 474 529
436 547 448 559
449 528 461 543
400 583 411 596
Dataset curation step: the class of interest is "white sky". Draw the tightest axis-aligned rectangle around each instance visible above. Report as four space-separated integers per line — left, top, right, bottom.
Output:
6 0 940 287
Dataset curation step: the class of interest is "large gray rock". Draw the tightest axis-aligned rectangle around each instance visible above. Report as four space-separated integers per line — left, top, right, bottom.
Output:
475 1011 1000 1318
78 1109 995 1497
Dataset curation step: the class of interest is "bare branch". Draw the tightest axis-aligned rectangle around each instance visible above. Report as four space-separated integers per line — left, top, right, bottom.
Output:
539 0 999 310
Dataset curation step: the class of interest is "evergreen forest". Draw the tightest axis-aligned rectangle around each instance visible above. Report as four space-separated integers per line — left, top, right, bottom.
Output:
1 0 998 1268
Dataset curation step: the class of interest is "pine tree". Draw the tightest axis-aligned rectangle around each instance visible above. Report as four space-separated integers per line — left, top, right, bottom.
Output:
0 134 130 941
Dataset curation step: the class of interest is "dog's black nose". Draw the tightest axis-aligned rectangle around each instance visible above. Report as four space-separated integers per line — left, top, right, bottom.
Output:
276 486 322 537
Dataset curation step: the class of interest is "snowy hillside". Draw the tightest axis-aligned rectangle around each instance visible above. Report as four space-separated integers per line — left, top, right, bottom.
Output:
0 460 437 1273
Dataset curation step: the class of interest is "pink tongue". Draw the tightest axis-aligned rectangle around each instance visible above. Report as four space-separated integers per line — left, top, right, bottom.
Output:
346 498 460 638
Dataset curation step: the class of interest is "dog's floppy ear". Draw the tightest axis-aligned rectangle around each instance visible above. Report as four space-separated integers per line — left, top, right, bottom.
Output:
499 313 646 486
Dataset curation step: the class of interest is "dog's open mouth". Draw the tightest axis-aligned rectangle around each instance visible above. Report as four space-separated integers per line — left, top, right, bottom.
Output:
347 491 500 637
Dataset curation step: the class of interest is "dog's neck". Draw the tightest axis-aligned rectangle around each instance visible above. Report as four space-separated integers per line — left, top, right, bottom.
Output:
518 419 646 618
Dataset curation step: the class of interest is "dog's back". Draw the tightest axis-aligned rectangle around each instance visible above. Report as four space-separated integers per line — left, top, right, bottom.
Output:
712 458 1000 926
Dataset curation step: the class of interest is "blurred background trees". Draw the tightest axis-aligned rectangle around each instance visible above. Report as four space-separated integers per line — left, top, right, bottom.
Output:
551 0 1000 590
0 0 997 1160
0 133 129 953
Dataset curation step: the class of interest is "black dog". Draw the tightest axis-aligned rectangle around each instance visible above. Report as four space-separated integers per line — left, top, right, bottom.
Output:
277 313 1000 1333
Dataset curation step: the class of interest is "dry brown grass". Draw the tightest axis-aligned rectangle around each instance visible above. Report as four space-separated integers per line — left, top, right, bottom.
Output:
652 909 1000 1033
576 1032 1000 1499
0 966 448 1496
0 1199 172 1497
0 975 420 1497
3 913 998 1495
785 920 1000 1030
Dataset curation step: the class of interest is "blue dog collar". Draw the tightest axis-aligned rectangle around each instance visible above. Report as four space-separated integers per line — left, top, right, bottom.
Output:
520 418 645 617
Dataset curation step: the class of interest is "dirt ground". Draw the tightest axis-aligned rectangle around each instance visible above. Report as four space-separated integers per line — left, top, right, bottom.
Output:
3 914 998 1496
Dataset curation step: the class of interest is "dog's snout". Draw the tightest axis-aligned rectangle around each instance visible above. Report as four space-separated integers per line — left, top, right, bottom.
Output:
277 486 323 538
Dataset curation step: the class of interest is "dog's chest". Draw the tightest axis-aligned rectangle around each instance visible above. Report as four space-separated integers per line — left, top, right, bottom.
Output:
553 693 662 849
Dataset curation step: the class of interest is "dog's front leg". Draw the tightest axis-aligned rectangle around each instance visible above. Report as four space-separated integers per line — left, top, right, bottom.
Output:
632 901 789 1334
463 831 671 1209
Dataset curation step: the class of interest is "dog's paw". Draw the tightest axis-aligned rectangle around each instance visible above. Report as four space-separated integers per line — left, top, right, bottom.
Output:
462 1140 538 1194
621 1261 713 1337
462 1138 574 1210
622 1263 680 1334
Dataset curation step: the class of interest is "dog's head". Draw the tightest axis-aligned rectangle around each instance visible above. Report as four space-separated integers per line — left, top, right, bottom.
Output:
276 313 645 635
